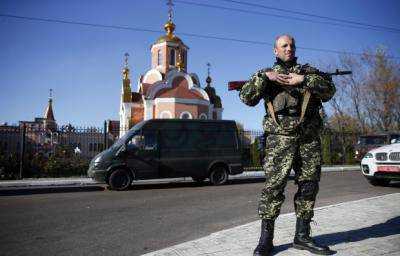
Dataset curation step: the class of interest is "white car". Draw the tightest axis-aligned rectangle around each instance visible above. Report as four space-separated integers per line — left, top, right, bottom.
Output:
361 138 400 186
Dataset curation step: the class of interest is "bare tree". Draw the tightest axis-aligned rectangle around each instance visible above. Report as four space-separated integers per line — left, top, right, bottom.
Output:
328 47 400 133
361 48 400 131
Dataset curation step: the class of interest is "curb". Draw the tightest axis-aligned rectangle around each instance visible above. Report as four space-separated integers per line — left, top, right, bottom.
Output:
0 165 360 189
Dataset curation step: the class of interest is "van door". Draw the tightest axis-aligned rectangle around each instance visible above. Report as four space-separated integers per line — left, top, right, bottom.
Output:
125 130 159 179
159 128 209 178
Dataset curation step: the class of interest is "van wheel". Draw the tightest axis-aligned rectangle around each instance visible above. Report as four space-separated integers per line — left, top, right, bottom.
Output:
369 179 390 187
209 166 228 186
109 169 132 191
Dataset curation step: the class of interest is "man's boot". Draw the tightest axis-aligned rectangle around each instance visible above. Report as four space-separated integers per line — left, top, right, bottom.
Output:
253 219 274 256
293 218 335 255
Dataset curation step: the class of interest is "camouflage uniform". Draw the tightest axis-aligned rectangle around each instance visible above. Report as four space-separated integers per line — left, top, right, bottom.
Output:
240 58 335 221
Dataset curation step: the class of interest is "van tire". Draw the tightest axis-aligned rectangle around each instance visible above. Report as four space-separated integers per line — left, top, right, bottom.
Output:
209 166 228 186
109 169 132 191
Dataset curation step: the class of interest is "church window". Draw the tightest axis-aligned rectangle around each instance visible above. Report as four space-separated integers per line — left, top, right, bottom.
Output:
170 49 176 66
180 111 192 119
199 113 208 120
157 49 162 66
181 50 186 63
159 111 172 119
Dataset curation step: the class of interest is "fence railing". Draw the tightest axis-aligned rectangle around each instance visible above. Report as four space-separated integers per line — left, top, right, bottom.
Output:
0 123 360 180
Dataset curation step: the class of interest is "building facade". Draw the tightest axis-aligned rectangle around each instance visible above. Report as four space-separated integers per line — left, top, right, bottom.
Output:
119 16 222 135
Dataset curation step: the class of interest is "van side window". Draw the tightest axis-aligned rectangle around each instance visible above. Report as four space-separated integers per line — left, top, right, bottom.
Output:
160 130 189 149
143 131 157 149
160 129 236 150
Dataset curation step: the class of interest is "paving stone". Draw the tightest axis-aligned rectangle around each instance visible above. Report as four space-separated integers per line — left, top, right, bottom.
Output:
143 193 400 256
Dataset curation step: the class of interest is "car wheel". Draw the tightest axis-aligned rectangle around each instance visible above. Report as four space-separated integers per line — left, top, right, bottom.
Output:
369 179 390 187
209 166 228 186
109 169 132 191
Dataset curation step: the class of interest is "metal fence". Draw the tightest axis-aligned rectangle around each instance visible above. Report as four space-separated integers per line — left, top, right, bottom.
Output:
0 122 359 180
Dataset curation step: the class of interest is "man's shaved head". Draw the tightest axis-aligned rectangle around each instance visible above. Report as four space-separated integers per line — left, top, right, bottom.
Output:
274 34 295 49
274 34 296 62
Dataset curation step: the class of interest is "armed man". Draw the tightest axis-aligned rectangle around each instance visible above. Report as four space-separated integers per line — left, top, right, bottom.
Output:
239 34 336 256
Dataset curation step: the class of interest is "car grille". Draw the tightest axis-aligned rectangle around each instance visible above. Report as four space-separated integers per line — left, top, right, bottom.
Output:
375 152 388 161
389 152 400 161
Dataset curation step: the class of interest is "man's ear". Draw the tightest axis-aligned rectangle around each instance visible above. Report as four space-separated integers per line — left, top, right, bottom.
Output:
273 47 278 56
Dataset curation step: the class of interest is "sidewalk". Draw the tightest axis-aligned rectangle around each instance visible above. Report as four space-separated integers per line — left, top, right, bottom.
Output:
0 165 359 189
142 193 400 256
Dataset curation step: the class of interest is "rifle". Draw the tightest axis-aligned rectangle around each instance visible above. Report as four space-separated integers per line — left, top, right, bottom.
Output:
228 69 352 91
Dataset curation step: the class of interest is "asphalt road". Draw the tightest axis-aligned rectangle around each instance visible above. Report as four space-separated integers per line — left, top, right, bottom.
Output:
0 171 399 256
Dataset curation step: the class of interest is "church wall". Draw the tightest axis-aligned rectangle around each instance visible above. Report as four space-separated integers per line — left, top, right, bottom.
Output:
198 105 209 119
155 103 175 119
175 103 198 119
151 44 168 74
130 106 144 126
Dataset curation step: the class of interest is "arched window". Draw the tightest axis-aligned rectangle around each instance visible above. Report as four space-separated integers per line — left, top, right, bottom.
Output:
199 113 208 120
157 49 162 66
170 49 176 66
181 50 186 63
180 111 192 119
159 111 172 119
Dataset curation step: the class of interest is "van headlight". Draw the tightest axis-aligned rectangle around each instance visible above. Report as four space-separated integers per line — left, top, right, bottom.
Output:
94 155 102 162
363 153 373 159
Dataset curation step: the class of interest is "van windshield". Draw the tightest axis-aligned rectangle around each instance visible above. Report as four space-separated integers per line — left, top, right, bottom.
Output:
110 121 146 149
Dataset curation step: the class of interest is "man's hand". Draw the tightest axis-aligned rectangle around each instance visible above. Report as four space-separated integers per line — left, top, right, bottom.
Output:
265 71 291 85
286 73 304 86
265 71 304 86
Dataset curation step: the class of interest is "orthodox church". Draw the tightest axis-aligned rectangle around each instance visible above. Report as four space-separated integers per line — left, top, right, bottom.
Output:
119 10 222 135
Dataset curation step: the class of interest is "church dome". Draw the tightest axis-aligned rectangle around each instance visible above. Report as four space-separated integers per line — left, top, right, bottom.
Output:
155 34 183 44
155 20 184 45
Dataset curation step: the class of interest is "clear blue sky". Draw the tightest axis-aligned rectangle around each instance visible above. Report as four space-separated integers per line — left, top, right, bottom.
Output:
1 0 399 130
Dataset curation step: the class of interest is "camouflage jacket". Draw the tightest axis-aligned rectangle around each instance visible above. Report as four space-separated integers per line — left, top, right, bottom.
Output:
239 58 336 135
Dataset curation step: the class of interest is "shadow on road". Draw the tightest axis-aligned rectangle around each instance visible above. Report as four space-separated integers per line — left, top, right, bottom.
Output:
272 216 400 255
0 185 105 196
387 181 400 188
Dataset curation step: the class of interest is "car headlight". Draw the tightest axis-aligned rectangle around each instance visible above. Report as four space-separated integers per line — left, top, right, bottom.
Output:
94 156 102 163
363 153 373 159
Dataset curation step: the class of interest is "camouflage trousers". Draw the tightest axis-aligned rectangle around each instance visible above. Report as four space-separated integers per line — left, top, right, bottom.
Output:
258 133 322 220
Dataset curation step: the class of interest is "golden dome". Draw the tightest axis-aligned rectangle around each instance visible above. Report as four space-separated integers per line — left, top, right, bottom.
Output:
155 35 183 44
155 20 183 44
164 20 175 35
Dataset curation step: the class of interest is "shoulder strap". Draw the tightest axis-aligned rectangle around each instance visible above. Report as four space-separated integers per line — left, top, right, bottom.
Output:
266 101 280 127
299 90 311 124
267 90 311 128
